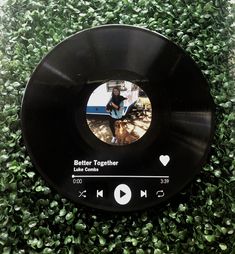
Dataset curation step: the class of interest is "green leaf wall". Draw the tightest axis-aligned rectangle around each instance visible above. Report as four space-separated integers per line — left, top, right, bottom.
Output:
0 0 234 253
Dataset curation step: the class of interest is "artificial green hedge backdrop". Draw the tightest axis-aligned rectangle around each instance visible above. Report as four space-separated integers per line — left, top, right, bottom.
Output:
0 0 234 253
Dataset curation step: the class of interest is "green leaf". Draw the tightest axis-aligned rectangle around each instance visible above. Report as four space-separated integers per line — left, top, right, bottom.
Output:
136 249 145 254
204 235 216 242
65 212 74 221
28 220 38 228
219 243 227 251
75 221 86 231
59 208 66 217
98 236 106 246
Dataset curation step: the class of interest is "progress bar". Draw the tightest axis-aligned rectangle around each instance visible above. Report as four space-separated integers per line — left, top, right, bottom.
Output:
72 175 169 178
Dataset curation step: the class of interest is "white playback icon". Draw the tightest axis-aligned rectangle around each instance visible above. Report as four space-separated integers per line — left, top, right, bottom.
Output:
97 190 103 198
159 155 170 166
140 190 147 198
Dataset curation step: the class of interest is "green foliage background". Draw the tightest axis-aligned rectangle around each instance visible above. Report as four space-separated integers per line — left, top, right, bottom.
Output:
0 0 234 253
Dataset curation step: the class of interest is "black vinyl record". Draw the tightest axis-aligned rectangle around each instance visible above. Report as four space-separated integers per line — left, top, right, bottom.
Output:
21 24 215 212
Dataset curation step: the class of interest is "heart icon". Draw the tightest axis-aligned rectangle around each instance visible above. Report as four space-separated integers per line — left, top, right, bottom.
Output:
159 155 170 166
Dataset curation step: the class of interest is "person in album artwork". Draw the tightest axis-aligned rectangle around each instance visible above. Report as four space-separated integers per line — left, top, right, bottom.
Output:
106 86 126 144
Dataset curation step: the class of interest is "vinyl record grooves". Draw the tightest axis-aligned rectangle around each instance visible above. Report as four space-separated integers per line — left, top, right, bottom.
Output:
21 24 215 212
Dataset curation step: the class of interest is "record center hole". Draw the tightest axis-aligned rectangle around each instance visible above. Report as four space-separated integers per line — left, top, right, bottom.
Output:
86 80 152 146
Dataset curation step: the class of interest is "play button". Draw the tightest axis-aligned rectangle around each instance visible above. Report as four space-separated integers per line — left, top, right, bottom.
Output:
120 190 126 198
114 184 132 205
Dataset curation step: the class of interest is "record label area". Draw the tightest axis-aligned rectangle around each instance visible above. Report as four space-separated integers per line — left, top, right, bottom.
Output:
21 24 215 212
86 80 152 146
